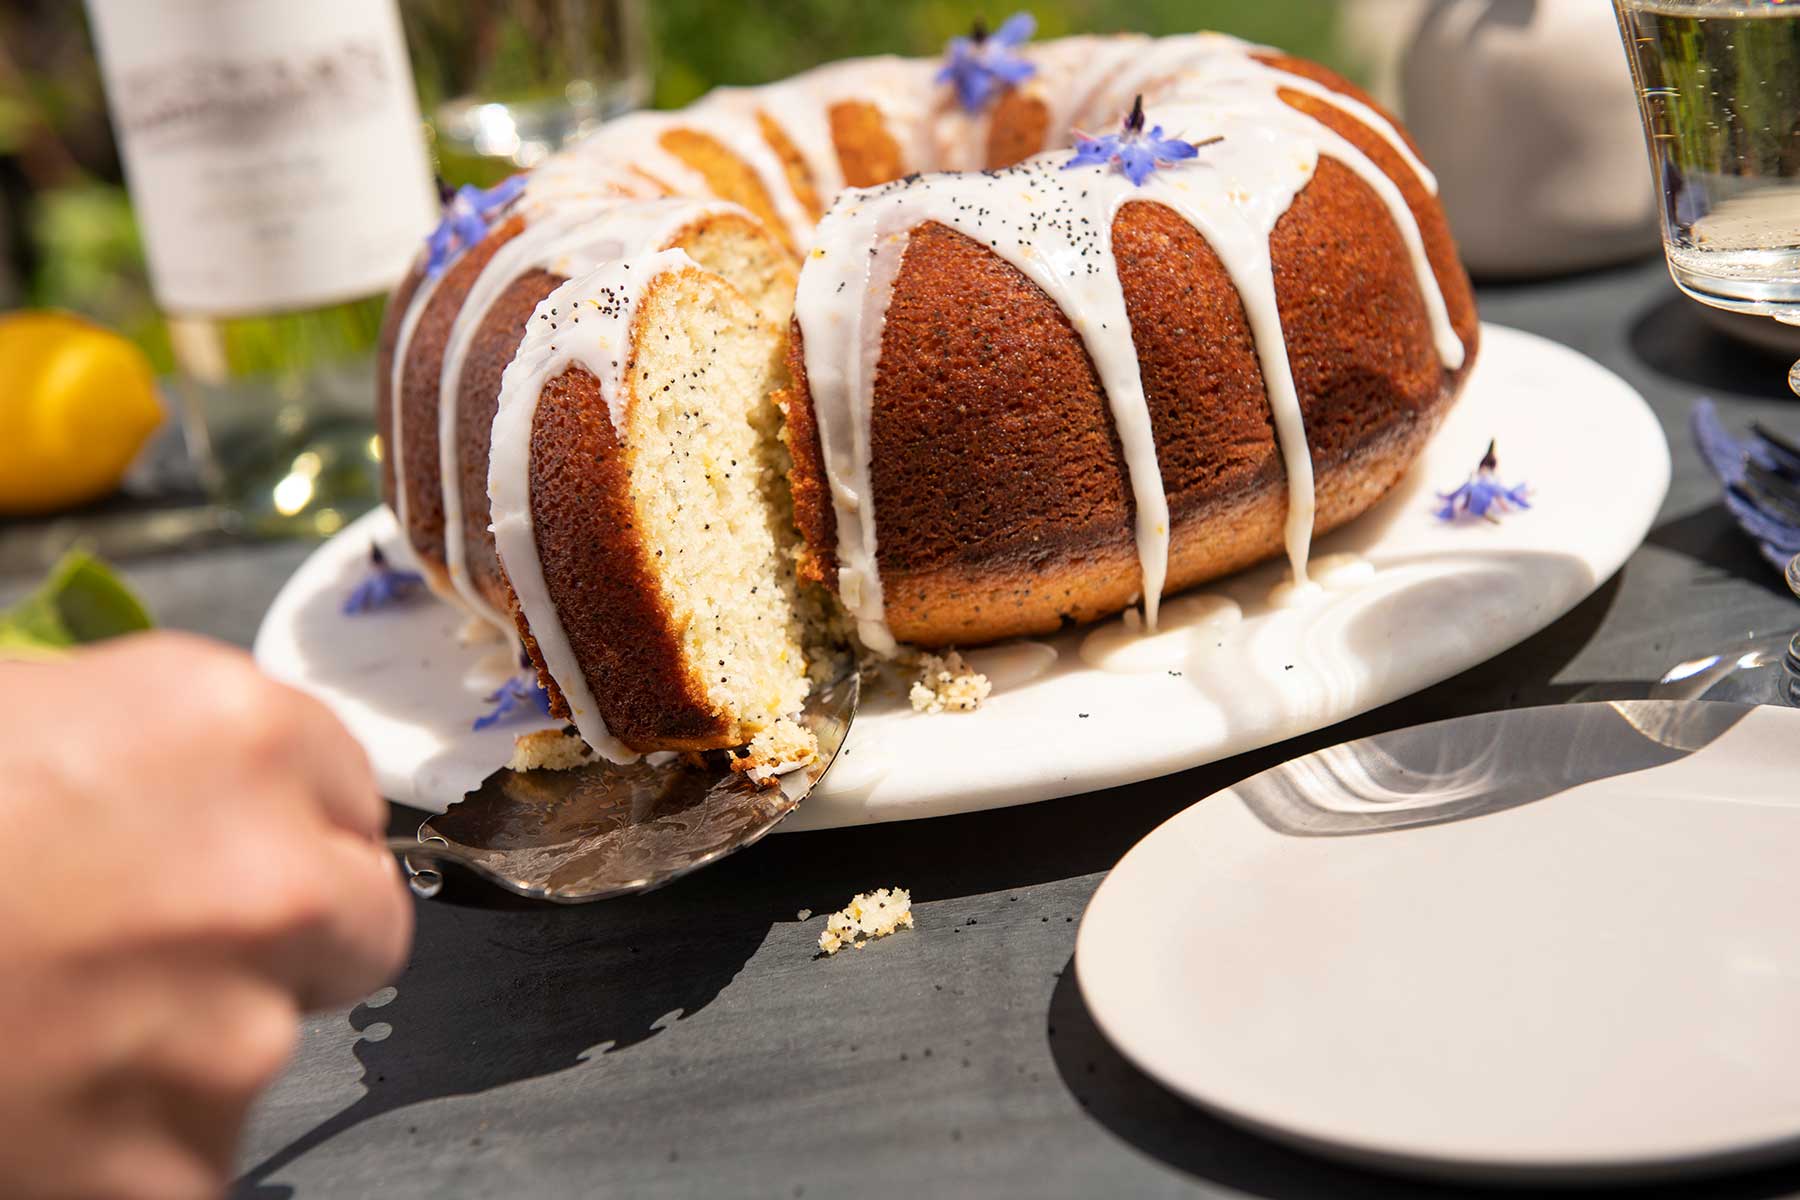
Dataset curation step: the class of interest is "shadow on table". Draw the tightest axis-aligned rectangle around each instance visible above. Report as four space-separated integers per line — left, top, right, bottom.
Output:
1648 503 1797 600
1045 965 1800 1200
235 569 1637 1196
1627 292 1797 401
233 869 787 1198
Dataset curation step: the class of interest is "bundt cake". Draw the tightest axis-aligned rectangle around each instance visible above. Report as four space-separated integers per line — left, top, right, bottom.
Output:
375 26 1479 764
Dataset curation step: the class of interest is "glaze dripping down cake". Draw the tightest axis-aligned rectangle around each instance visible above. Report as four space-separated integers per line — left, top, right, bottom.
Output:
376 29 1479 766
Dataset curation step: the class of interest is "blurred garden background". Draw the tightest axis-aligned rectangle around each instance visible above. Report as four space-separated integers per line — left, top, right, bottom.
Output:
0 0 1358 374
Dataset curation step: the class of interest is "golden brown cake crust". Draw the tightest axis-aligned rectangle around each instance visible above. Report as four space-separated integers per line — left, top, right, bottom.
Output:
454 268 564 616
375 261 425 521
659 129 798 254
784 62 1479 647
986 91 1052 169
828 101 908 187
389 213 529 581
518 357 732 752
756 110 825 221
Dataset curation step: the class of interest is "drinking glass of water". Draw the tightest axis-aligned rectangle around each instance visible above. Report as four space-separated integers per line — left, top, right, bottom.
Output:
1614 0 1800 393
402 0 651 184
1617 0 1800 704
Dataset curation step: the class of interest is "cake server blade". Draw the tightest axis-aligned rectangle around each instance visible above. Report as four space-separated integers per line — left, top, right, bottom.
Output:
385 667 858 903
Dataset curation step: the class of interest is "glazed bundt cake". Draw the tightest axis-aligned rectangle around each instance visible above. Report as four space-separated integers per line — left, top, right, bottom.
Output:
376 27 1479 763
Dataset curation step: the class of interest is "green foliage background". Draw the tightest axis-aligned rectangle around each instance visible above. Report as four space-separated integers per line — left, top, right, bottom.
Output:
646 1 1346 106
0 1 1358 369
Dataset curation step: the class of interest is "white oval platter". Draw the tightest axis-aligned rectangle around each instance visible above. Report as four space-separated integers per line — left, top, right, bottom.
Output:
254 323 1669 829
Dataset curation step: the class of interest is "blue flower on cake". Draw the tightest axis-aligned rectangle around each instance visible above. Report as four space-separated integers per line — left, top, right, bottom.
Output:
425 174 528 277
937 13 1038 114
1064 96 1219 187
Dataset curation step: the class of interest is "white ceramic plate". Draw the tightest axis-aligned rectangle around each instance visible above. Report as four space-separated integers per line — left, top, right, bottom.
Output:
1076 700 1800 1183
254 323 1669 828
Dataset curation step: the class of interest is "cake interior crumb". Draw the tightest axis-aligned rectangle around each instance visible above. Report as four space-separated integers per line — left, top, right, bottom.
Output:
508 727 594 772
908 650 992 714
732 716 819 786
817 887 914 956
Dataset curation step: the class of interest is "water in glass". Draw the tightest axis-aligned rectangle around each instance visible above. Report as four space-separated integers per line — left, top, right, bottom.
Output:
1616 0 1800 322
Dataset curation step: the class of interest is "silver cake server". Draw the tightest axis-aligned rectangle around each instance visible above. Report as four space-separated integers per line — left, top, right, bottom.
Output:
385 668 858 903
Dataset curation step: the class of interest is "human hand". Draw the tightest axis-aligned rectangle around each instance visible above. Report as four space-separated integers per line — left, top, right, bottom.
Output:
0 632 412 1199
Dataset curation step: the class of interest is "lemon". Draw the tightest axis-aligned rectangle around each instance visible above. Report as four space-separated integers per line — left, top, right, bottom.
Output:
0 311 164 515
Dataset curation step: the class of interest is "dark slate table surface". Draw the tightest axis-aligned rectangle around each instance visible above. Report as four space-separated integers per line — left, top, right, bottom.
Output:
15 255 1800 1199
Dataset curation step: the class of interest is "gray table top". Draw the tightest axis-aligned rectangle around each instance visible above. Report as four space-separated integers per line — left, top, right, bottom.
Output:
18 255 1800 1199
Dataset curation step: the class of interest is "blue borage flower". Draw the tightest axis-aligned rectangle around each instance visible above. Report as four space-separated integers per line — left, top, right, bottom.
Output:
1064 95 1218 187
342 544 426 615
937 12 1037 114
1435 440 1531 523
474 657 553 732
1692 398 1800 572
425 174 528 277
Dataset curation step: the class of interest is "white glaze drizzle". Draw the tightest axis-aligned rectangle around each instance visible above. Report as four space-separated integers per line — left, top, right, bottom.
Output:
435 195 751 634
488 249 700 763
793 41 1465 654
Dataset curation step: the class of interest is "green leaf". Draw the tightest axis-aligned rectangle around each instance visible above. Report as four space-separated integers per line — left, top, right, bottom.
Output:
0 551 153 657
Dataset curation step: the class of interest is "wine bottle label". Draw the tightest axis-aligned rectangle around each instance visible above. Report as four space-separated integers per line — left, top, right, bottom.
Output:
86 0 437 317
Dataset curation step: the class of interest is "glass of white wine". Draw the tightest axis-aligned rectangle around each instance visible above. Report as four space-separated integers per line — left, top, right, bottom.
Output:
1615 0 1800 702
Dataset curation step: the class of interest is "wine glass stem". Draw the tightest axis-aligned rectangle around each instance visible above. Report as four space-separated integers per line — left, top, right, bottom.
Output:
1788 556 1800 704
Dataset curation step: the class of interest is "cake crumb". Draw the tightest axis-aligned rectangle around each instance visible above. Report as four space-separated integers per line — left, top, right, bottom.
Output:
508 727 593 772
730 717 819 786
908 651 992 714
817 887 914 956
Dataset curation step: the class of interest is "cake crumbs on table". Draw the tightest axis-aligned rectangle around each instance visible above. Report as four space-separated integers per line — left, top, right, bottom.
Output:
816 888 914 956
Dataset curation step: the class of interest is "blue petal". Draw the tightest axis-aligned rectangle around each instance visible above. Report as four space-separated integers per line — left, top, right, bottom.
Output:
480 174 527 213
1150 134 1199 162
473 670 552 730
992 12 1036 47
1063 136 1118 170
935 42 975 83
957 71 995 112
1116 142 1156 186
424 223 456 277
990 55 1038 85
343 564 424 615
1465 479 1496 517
452 211 489 251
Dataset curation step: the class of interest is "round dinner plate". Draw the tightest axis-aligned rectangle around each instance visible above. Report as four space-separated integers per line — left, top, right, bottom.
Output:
255 323 1668 828
1076 700 1800 1183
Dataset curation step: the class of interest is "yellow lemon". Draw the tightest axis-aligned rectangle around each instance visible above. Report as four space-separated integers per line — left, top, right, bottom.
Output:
0 311 164 515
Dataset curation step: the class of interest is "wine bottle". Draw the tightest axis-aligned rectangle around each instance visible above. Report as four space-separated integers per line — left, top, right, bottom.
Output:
85 0 437 534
